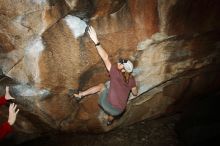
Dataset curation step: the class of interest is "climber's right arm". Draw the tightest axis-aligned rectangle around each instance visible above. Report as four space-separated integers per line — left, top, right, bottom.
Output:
87 26 111 72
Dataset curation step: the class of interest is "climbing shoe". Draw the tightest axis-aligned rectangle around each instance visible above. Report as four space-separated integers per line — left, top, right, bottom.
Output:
68 89 84 102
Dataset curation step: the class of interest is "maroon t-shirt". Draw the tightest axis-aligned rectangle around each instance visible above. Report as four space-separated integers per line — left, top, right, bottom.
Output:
107 65 136 111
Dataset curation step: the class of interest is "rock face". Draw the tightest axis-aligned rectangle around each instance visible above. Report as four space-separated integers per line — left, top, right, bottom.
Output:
0 0 220 140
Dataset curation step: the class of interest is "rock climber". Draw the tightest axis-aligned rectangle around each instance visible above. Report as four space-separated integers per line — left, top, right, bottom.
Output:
73 26 138 126
0 86 19 140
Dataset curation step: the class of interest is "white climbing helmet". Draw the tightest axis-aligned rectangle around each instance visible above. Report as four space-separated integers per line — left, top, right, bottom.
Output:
121 59 133 73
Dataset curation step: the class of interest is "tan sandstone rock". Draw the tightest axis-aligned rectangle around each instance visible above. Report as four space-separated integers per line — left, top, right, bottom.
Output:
0 0 220 141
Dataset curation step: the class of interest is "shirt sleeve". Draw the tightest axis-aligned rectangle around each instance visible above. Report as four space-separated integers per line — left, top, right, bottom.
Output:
0 122 12 140
0 96 7 106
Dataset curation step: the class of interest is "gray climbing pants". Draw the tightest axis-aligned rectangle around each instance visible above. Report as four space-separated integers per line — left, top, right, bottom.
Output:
98 81 122 116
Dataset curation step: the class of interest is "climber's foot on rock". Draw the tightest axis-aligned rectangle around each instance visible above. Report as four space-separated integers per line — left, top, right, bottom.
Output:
68 89 83 102
103 114 114 126
73 92 84 102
